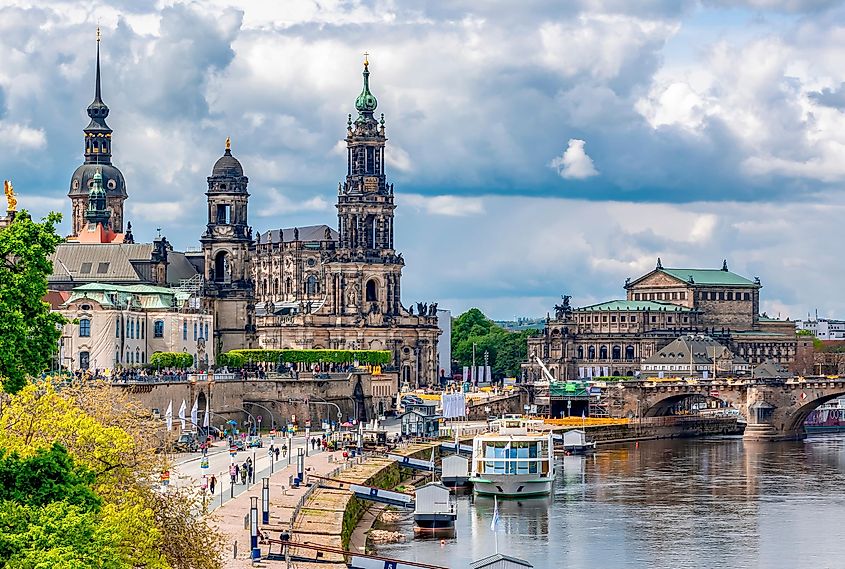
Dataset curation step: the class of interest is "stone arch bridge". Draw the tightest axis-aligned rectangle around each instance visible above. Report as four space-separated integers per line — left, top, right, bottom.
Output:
607 378 845 441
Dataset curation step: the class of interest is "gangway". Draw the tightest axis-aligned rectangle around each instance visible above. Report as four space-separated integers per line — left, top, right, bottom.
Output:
308 473 415 509
349 483 414 509
387 453 436 472
439 441 473 455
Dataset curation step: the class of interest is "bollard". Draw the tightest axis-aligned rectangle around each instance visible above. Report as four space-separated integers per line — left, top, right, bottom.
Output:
233 541 237 559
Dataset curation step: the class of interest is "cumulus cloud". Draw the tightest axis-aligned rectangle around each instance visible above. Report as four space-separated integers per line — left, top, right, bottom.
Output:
259 188 331 217
0 121 46 151
550 139 599 180
401 194 485 216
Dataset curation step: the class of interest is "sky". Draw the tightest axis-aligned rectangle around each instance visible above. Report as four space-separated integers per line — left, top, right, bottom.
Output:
1 0 845 320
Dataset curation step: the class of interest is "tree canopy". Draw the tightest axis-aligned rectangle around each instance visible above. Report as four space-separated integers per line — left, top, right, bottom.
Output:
451 308 538 379
0 381 223 568
0 211 65 393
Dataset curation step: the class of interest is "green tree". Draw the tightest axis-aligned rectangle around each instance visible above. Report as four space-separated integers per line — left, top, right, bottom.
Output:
0 211 65 394
0 444 100 510
451 309 538 379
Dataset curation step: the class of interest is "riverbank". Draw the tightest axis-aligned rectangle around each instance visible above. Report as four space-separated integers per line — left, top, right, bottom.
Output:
552 416 743 445
289 442 438 567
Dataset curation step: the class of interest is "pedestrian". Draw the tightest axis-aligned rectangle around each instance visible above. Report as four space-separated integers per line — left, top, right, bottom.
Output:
274 447 280 461
247 461 253 481
240 465 248 485
229 464 236 485
209 475 217 495
281 444 287 458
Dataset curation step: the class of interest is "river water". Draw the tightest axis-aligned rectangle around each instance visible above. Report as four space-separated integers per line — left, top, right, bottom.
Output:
377 434 845 568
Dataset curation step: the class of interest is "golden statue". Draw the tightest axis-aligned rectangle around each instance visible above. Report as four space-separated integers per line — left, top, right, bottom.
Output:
3 180 16 212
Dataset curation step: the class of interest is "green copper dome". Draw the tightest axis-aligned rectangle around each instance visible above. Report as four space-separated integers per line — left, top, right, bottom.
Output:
355 60 378 114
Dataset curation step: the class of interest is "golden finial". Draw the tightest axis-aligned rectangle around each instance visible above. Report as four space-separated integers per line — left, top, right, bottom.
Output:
4 180 17 212
225 136 231 151
363 51 369 66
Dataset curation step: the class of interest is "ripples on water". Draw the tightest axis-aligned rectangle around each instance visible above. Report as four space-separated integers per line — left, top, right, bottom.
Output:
377 434 845 568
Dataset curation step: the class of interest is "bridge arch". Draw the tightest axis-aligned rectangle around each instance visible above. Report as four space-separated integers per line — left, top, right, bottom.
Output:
783 390 845 434
642 393 735 418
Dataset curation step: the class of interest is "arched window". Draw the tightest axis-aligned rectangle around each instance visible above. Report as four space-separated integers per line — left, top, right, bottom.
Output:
140 321 145 339
115 350 120 365
213 251 229 282
366 279 378 302
588 346 596 360
612 345 621 360
193 323 198 340
79 318 91 337
182 320 188 341
273 278 279 296
306 275 319 295
204 323 209 340
600 346 608 360
577 346 584 359
154 320 164 338
625 345 635 361
115 317 121 338
285 278 292 294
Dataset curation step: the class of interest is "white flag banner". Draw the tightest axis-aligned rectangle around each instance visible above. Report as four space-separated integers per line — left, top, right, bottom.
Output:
485 365 492 383
178 400 187 431
477 366 485 384
578 367 585 379
190 398 199 427
203 396 209 428
463 366 469 383
165 400 173 431
442 393 467 419
602 367 610 377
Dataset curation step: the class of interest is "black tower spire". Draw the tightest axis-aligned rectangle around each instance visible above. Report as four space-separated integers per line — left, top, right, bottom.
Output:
69 27 127 236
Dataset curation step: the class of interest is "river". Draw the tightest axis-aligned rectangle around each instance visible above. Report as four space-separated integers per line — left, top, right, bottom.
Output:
377 434 845 568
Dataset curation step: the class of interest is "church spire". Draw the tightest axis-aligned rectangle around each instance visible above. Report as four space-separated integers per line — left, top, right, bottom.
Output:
354 53 378 122
84 27 112 163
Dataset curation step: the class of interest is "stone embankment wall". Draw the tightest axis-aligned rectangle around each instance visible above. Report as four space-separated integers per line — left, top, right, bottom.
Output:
575 417 743 445
292 443 437 568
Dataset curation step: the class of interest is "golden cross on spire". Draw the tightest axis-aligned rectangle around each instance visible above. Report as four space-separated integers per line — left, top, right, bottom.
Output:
363 51 369 65
225 136 231 151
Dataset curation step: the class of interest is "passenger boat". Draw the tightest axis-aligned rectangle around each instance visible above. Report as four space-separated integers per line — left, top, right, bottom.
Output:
469 415 556 497
805 397 845 432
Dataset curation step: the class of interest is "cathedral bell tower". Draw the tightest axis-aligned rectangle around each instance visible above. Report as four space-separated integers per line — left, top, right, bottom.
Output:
327 56 403 318
68 28 127 237
200 138 256 354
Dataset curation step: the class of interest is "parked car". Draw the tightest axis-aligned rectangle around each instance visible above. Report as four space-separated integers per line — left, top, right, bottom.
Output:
231 439 246 451
173 432 199 453
247 435 263 448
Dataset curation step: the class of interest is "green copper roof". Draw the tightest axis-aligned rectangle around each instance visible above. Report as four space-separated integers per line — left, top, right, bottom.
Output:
576 300 693 312
659 268 758 287
355 60 378 115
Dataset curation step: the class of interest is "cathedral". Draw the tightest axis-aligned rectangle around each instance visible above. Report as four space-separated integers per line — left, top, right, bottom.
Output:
46 35 440 386
199 57 441 387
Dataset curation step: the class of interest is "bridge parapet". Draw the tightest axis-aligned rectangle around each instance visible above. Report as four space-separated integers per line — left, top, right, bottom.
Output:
609 377 845 441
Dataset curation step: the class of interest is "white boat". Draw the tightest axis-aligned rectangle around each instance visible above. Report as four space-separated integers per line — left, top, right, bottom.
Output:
553 429 597 455
469 416 556 497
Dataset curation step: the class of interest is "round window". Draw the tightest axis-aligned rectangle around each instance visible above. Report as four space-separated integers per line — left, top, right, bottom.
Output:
81 304 91 311
72 179 80 190
307 258 316 267
107 179 117 190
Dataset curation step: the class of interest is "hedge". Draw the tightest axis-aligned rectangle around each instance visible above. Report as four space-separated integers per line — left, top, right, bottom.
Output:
149 352 194 369
216 349 392 368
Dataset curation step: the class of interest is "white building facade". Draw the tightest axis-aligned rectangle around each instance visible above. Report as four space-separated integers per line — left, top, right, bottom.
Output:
57 283 213 372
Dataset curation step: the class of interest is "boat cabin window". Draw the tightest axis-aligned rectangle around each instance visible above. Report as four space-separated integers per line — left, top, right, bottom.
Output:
480 440 545 475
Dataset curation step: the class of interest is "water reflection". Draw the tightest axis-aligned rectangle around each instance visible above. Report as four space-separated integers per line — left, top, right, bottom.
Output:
378 434 845 568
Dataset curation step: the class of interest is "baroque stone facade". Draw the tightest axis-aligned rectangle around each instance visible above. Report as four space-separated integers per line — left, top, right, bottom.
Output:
203 59 440 387
524 260 799 382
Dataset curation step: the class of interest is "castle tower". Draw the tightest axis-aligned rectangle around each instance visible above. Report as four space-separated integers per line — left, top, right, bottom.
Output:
328 56 403 316
200 138 256 355
68 29 127 236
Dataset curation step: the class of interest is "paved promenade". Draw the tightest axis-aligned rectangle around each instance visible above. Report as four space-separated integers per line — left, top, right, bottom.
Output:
211 441 436 569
